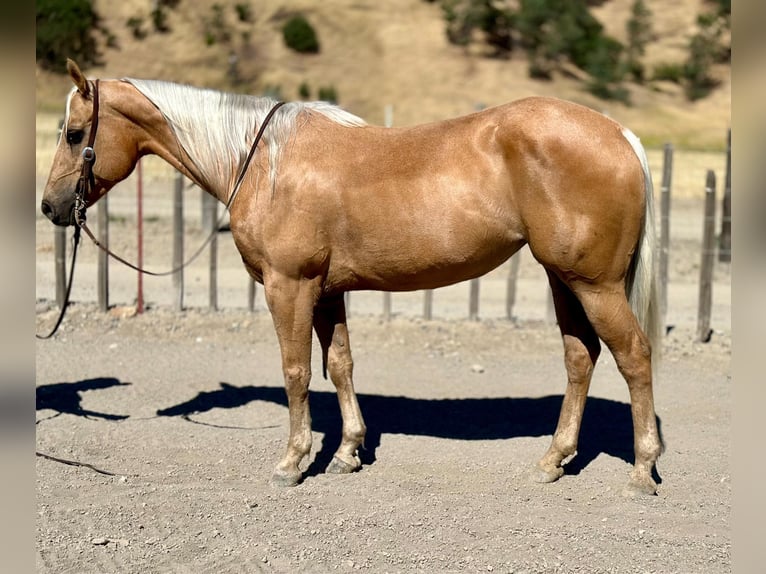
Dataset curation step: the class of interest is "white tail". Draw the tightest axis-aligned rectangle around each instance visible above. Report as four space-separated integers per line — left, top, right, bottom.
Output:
621 128 662 363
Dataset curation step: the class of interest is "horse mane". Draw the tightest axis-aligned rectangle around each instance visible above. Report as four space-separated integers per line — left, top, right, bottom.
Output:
122 78 366 195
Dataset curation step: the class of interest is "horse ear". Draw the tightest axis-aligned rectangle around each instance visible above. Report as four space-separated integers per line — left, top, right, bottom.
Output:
66 59 90 97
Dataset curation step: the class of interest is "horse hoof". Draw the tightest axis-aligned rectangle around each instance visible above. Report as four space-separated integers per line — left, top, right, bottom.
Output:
271 468 302 487
326 455 360 475
622 478 657 498
532 464 564 484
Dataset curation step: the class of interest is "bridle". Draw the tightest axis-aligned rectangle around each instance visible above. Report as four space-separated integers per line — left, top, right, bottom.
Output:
37 78 285 338
35 80 100 340
73 79 101 228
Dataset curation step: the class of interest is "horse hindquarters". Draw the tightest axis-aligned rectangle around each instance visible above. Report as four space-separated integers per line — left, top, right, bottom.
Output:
522 120 661 495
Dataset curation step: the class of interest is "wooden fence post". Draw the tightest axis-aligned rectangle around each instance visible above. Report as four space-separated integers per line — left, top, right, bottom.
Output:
344 292 351 317
423 290 433 320
248 280 256 312
697 170 716 342
469 278 480 321
719 128 731 263
545 287 556 324
659 143 673 327
203 192 218 310
136 161 144 314
173 172 184 311
383 292 392 321
54 227 66 309
97 194 109 312
505 252 521 320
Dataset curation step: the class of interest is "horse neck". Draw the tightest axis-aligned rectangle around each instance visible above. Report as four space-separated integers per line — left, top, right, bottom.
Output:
111 80 234 202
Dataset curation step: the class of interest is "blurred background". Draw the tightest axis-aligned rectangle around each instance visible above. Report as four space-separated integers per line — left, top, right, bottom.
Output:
35 0 730 147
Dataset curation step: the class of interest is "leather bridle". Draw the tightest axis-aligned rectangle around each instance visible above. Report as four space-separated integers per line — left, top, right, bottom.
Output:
36 80 100 339
73 79 100 227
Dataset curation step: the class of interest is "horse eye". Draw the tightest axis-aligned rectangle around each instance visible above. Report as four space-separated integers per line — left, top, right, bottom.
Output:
66 130 84 145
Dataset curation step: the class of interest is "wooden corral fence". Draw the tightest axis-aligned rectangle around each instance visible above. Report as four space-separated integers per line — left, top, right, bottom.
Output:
50 129 731 343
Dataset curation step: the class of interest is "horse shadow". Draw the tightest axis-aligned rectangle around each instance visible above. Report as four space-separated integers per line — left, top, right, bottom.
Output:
156 382 663 483
36 377 131 422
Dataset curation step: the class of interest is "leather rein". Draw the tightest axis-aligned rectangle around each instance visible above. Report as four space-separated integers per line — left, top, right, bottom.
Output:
37 78 285 338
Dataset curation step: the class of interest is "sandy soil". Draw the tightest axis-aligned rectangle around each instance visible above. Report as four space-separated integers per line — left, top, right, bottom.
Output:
35 181 731 573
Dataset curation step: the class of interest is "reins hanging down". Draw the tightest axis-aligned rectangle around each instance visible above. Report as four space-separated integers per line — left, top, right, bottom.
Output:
35 226 81 340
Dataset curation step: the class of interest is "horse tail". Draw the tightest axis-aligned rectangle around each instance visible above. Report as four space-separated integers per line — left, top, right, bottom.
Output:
621 127 662 365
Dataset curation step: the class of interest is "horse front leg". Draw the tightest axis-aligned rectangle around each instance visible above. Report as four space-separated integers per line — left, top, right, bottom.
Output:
313 294 366 475
264 273 321 487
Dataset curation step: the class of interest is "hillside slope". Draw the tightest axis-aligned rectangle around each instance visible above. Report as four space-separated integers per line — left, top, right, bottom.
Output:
35 0 730 149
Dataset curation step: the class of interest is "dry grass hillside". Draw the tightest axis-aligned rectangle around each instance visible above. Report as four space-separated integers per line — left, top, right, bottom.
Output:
35 0 730 150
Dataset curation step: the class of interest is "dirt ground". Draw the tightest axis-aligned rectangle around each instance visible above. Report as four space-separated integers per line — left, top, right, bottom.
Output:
35 180 731 573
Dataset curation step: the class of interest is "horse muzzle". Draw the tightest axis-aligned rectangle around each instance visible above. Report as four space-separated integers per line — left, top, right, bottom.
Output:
40 197 77 227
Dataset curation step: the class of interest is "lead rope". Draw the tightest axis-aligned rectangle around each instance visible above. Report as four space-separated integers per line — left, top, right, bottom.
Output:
35 226 81 340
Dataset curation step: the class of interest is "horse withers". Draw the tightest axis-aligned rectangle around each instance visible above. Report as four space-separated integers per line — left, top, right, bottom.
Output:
41 59 662 496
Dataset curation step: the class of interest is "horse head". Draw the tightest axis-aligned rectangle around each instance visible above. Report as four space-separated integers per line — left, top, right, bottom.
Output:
41 60 139 226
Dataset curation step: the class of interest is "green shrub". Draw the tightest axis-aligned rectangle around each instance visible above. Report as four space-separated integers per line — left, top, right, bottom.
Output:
151 6 170 33
652 62 684 83
283 15 320 54
441 0 514 56
682 11 726 101
36 0 103 72
318 85 338 104
127 16 147 39
235 3 253 23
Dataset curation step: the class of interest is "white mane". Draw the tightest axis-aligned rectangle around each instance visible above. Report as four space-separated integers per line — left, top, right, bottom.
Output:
122 78 366 197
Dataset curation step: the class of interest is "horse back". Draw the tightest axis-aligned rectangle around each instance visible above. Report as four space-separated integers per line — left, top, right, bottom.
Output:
237 97 646 293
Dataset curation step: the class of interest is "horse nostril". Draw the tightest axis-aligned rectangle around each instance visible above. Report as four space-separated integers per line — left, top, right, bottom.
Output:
41 200 55 221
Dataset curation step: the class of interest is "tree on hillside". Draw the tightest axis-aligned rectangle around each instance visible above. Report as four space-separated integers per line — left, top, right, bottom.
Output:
441 0 515 57
437 0 631 102
683 8 730 101
626 0 652 82
36 0 104 72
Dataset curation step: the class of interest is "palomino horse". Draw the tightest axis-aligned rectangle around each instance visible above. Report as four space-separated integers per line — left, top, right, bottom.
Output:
42 60 662 496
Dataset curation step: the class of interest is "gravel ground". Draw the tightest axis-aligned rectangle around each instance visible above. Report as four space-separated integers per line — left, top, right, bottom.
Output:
35 181 731 573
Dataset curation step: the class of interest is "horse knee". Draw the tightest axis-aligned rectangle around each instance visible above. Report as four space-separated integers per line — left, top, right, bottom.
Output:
283 364 311 395
616 334 653 388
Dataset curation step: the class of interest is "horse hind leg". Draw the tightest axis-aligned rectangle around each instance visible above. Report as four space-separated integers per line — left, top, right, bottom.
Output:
535 270 601 483
313 294 366 475
570 280 662 496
